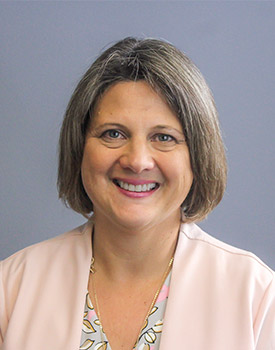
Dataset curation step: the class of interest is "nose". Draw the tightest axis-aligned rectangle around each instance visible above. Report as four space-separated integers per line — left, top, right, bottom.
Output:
118 138 155 174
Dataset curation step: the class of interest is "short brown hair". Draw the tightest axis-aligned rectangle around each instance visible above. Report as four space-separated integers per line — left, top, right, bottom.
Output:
58 37 227 222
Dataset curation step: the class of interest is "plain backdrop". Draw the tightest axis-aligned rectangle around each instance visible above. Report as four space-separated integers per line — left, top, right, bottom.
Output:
0 1 274 269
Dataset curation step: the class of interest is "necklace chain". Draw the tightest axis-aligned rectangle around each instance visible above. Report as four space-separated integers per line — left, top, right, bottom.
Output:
89 255 174 349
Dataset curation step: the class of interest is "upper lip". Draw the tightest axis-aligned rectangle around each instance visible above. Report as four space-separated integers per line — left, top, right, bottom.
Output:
113 178 159 185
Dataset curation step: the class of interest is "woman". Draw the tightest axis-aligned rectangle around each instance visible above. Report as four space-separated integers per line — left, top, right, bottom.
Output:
0 37 274 350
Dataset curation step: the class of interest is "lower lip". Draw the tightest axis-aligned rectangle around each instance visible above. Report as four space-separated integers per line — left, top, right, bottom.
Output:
116 184 159 198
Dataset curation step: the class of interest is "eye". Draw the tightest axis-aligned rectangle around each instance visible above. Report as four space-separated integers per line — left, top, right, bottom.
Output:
101 129 125 140
152 133 176 143
150 133 181 152
98 128 127 148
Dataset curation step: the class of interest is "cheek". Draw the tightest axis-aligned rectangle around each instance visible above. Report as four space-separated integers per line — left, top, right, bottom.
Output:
81 151 105 205
82 142 104 170
81 145 114 186
181 158 194 191
162 151 193 181
165 154 194 202
81 147 100 186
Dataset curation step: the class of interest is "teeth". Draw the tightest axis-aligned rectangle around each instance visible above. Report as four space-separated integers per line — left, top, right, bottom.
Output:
128 184 135 191
117 180 157 192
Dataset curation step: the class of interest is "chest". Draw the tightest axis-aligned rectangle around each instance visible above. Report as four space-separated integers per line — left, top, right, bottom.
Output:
81 274 170 350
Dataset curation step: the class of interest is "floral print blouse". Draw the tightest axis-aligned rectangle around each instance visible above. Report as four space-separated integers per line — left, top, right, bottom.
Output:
80 271 171 350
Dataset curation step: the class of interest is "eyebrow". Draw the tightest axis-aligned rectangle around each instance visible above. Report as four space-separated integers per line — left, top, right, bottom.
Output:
93 123 125 129
153 125 184 135
93 123 184 134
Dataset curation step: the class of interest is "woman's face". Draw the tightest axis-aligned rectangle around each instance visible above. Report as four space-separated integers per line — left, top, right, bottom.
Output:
81 81 193 231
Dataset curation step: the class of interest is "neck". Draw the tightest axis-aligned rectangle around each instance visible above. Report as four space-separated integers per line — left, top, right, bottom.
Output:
91 212 181 282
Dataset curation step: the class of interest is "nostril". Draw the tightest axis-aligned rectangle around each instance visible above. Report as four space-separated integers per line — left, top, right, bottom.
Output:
118 155 155 174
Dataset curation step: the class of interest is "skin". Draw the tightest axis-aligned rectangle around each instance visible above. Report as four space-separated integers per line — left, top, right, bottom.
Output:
81 81 193 349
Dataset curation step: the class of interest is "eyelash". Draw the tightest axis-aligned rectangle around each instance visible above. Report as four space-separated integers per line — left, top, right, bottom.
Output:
100 129 177 143
101 129 125 139
151 134 176 143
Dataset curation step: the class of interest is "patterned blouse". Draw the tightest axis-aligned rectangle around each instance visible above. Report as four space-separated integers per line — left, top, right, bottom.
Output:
80 271 172 350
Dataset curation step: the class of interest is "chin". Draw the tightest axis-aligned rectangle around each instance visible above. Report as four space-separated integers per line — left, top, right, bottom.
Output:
112 210 159 232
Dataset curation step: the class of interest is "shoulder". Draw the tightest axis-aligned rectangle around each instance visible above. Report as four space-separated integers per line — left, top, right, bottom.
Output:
178 222 274 285
0 222 91 281
0 222 93 346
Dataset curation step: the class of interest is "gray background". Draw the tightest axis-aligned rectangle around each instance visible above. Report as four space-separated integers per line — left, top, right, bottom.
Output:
0 1 274 269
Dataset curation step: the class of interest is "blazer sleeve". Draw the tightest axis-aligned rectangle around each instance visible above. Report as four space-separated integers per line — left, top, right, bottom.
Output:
255 275 275 349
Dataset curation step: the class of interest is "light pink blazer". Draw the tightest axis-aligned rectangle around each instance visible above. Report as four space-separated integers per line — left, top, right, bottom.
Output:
1 222 274 349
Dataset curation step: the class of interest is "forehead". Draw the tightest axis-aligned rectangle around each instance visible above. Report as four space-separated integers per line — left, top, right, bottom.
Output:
92 81 182 129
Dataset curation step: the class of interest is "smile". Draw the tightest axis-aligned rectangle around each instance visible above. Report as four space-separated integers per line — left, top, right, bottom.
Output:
114 180 158 193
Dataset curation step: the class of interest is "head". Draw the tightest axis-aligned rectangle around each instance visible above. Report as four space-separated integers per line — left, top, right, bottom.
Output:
58 37 227 222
